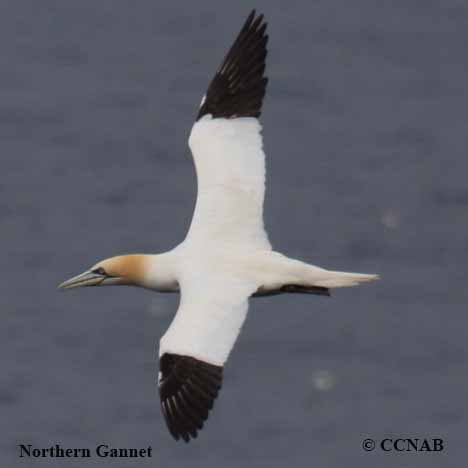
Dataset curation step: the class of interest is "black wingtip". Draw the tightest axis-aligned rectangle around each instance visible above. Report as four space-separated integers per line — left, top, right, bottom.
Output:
197 11 269 120
159 353 223 442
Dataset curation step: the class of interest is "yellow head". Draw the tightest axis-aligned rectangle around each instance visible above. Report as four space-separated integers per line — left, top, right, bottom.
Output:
58 255 150 290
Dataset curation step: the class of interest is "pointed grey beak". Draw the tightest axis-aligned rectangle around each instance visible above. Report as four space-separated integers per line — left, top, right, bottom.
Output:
57 270 105 290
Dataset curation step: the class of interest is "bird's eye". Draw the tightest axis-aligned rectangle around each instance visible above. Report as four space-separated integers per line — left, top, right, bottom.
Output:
92 267 107 276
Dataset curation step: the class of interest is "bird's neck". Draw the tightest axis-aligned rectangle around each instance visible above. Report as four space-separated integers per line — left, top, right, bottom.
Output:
138 252 179 292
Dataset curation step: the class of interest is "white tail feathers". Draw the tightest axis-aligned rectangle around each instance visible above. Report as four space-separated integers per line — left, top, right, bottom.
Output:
314 271 380 288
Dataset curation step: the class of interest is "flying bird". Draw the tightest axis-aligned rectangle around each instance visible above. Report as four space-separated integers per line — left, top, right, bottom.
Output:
59 10 379 442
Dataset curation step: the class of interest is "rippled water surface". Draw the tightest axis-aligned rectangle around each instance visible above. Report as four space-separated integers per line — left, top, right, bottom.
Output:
2 1 467 466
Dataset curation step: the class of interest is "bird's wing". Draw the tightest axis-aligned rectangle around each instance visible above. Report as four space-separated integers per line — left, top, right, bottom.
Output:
158 272 256 442
185 10 271 250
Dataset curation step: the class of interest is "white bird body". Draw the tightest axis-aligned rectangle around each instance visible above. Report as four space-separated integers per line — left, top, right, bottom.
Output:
146 248 377 297
146 245 377 366
59 10 379 442
153 111 377 367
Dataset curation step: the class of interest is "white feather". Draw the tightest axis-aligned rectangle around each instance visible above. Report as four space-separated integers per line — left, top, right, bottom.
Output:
158 116 273 364
157 114 378 366
185 116 271 250
159 268 256 365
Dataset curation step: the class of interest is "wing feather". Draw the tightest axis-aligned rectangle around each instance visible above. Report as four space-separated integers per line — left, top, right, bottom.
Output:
187 118 271 249
158 353 223 442
158 274 254 441
197 10 268 120
159 10 272 443
186 10 271 249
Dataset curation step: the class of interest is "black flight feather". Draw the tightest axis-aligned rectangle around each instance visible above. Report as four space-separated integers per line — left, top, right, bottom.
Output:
159 353 223 442
197 10 268 120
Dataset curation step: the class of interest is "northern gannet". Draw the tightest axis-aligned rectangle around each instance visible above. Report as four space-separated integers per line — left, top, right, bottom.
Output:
59 10 379 442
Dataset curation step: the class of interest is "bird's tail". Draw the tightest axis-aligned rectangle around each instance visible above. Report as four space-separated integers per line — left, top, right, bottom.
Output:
313 270 380 288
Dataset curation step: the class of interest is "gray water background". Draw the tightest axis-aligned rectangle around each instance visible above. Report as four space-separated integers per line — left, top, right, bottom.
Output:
1 1 467 466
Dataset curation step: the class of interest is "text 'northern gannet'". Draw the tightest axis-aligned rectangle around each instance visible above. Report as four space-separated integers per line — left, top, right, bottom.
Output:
59 10 379 442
